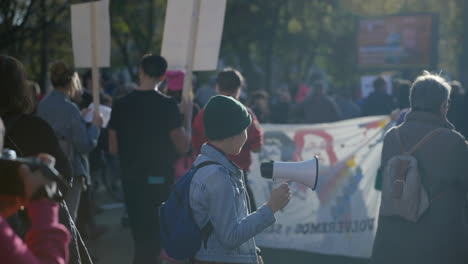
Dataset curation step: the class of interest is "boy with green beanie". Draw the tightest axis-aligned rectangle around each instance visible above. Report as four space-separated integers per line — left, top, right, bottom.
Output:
192 68 263 212
189 95 291 264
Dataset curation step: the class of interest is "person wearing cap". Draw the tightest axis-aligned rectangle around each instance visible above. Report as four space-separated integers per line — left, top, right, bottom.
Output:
189 95 291 264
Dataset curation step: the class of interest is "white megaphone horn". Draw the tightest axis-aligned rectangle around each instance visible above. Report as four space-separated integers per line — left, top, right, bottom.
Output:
260 156 319 190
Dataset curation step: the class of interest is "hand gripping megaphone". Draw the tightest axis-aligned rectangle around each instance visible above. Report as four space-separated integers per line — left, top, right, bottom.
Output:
260 156 319 190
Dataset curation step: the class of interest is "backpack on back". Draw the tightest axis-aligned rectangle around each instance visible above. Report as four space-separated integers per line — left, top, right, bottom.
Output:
380 128 445 222
159 161 219 260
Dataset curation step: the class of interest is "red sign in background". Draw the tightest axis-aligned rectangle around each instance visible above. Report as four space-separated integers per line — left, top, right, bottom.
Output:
358 15 434 67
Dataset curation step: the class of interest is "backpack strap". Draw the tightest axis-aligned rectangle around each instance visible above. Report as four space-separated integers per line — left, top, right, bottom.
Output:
193 160 220 249
395 127 446 155
195 161 221 169
3 114 26 156
407 128 447 155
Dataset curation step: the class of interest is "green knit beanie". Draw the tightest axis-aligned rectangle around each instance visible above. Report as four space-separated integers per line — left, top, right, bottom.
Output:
203 95 252 140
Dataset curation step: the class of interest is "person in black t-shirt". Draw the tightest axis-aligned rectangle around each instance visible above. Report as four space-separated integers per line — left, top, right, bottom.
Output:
108 54 190 264
362 76 397 116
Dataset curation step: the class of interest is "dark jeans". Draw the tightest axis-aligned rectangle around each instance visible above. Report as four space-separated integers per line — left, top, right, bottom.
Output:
122 176 170 264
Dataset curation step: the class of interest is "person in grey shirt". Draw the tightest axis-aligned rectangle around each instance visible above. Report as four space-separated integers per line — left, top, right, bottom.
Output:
37 61 102 221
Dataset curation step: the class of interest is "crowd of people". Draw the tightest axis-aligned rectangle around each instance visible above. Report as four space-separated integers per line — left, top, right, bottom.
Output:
248 77 468 138
0 51 467 264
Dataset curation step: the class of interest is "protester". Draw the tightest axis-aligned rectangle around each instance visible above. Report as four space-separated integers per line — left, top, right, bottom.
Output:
195 76 217 107
269 88 292 124
27 81 42 112
0 55 72 185
371 71 468 264
362 76 397 116
160 70 202 182
447 80 465 132
79 70 112 110
192 68 263 211
113 82 137 100
248 90 270 123
37 61 102 221
0 55 93 264
462 88 468 138
294 82 311 103
394 79 412 125
71 75 110 243
0 117 70 264
102 72 118 96
394 79 411 110
108 54 190 264
162 70 202 123
290 80 341 124
190 95 291 264
333 89 361 120
162 70 185 101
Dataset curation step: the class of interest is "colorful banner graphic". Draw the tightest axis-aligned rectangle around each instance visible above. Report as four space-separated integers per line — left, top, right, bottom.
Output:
248 116 392 258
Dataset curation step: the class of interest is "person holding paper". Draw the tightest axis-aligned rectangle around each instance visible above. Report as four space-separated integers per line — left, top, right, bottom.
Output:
37 61 103 221
108 54 191 264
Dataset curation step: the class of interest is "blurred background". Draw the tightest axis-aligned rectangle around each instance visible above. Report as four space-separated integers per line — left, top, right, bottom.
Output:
1 0 467 98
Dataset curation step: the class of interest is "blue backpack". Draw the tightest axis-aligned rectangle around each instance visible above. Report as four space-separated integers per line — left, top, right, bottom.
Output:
159 161 219 260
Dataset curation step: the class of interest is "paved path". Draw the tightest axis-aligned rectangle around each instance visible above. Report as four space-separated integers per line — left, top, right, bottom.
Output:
87 200 133 263
87 195 368 264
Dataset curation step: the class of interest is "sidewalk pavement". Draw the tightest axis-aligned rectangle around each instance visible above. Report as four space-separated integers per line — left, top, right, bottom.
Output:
87 192 368 264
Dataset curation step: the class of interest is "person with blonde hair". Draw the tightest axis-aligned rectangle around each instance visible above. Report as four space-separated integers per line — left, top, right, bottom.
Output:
0 55 93 264
37 61 102 221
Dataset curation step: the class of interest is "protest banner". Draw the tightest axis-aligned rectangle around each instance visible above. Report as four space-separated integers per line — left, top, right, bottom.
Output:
161 0 227 71
71 0 110 68
248 116 392 258
161 0 227 132
71 0 110 118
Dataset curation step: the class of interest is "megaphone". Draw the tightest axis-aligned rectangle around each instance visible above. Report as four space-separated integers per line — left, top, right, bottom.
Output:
260 156 319 190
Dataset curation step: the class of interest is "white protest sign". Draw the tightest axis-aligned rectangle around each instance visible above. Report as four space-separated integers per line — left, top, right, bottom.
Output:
249 116 392 258
71 0 110 68
161 0 227 71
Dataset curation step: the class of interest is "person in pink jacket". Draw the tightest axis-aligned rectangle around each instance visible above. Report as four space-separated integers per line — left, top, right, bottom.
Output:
0 118 70 264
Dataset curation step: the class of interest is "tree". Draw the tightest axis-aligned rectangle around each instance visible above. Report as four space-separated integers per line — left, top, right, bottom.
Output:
220 0 464 96
342 0 464 78
221 0 355 94
1 0 463 95
0 0 70 90
110 0 166 81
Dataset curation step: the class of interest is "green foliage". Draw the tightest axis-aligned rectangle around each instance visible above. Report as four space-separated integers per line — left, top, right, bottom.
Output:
342 0 464 78
220 0 357 93
0 0 464 94
0 0 71 89
109 0 167 80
